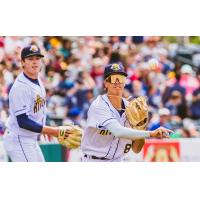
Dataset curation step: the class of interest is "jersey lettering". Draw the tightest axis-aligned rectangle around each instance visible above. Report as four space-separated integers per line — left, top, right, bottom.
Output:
99 129 112 136
34 95 46 113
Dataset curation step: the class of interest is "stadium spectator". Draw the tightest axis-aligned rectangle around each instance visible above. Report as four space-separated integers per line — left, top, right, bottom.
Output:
190 68 200 119
179 64 199 101
148 108 172 131
0 36 200 140
164 90 188 119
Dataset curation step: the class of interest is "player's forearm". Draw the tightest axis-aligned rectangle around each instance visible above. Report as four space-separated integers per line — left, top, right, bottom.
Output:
132 139 145 153
17 114 59 137
16 114 43 133
41 126 59 137
105 122 151 139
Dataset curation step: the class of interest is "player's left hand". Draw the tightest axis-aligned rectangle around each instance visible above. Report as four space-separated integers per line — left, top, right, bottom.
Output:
58 125 83 149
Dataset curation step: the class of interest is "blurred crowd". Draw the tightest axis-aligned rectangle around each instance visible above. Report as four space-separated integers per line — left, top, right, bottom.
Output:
0 36 200 139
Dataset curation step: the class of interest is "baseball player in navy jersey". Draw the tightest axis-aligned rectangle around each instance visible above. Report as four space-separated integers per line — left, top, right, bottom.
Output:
81 63 173 162
3 45 81 162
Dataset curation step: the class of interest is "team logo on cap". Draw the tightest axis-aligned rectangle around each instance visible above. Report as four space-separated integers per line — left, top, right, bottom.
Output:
30 45 38 52
111 63 120 71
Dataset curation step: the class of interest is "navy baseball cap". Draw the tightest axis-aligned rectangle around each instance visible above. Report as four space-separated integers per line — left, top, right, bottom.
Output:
104 63 127 79
21 45 44 60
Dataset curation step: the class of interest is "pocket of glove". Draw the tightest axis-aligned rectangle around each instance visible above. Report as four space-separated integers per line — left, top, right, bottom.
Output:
125 96 149 130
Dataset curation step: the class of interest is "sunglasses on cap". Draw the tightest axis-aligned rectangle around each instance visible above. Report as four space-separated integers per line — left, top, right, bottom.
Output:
106 74 126 84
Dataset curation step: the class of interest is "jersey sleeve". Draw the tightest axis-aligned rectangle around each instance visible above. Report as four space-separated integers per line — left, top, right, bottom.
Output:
86 104 117 129
9 86 32 116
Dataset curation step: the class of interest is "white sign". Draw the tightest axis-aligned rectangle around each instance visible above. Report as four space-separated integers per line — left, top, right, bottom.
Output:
180 139 200 161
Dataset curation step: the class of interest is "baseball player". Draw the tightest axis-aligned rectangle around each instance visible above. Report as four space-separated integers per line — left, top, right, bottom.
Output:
81 63 173 162
3 45 82 162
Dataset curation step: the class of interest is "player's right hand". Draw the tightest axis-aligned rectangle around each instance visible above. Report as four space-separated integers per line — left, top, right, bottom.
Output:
149 126 173 139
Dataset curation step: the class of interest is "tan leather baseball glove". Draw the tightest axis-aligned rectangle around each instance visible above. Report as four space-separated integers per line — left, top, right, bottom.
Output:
125 96 149 130
58 124 82 149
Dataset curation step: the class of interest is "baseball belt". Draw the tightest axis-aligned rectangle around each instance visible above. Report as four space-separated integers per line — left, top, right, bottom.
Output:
84 154 110 160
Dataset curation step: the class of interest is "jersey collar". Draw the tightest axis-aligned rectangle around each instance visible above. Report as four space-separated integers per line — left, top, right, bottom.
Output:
101 94 128 118
17 72 40 89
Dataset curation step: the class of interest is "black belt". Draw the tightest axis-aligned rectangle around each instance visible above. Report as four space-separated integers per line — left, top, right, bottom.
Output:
84 154 110 160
